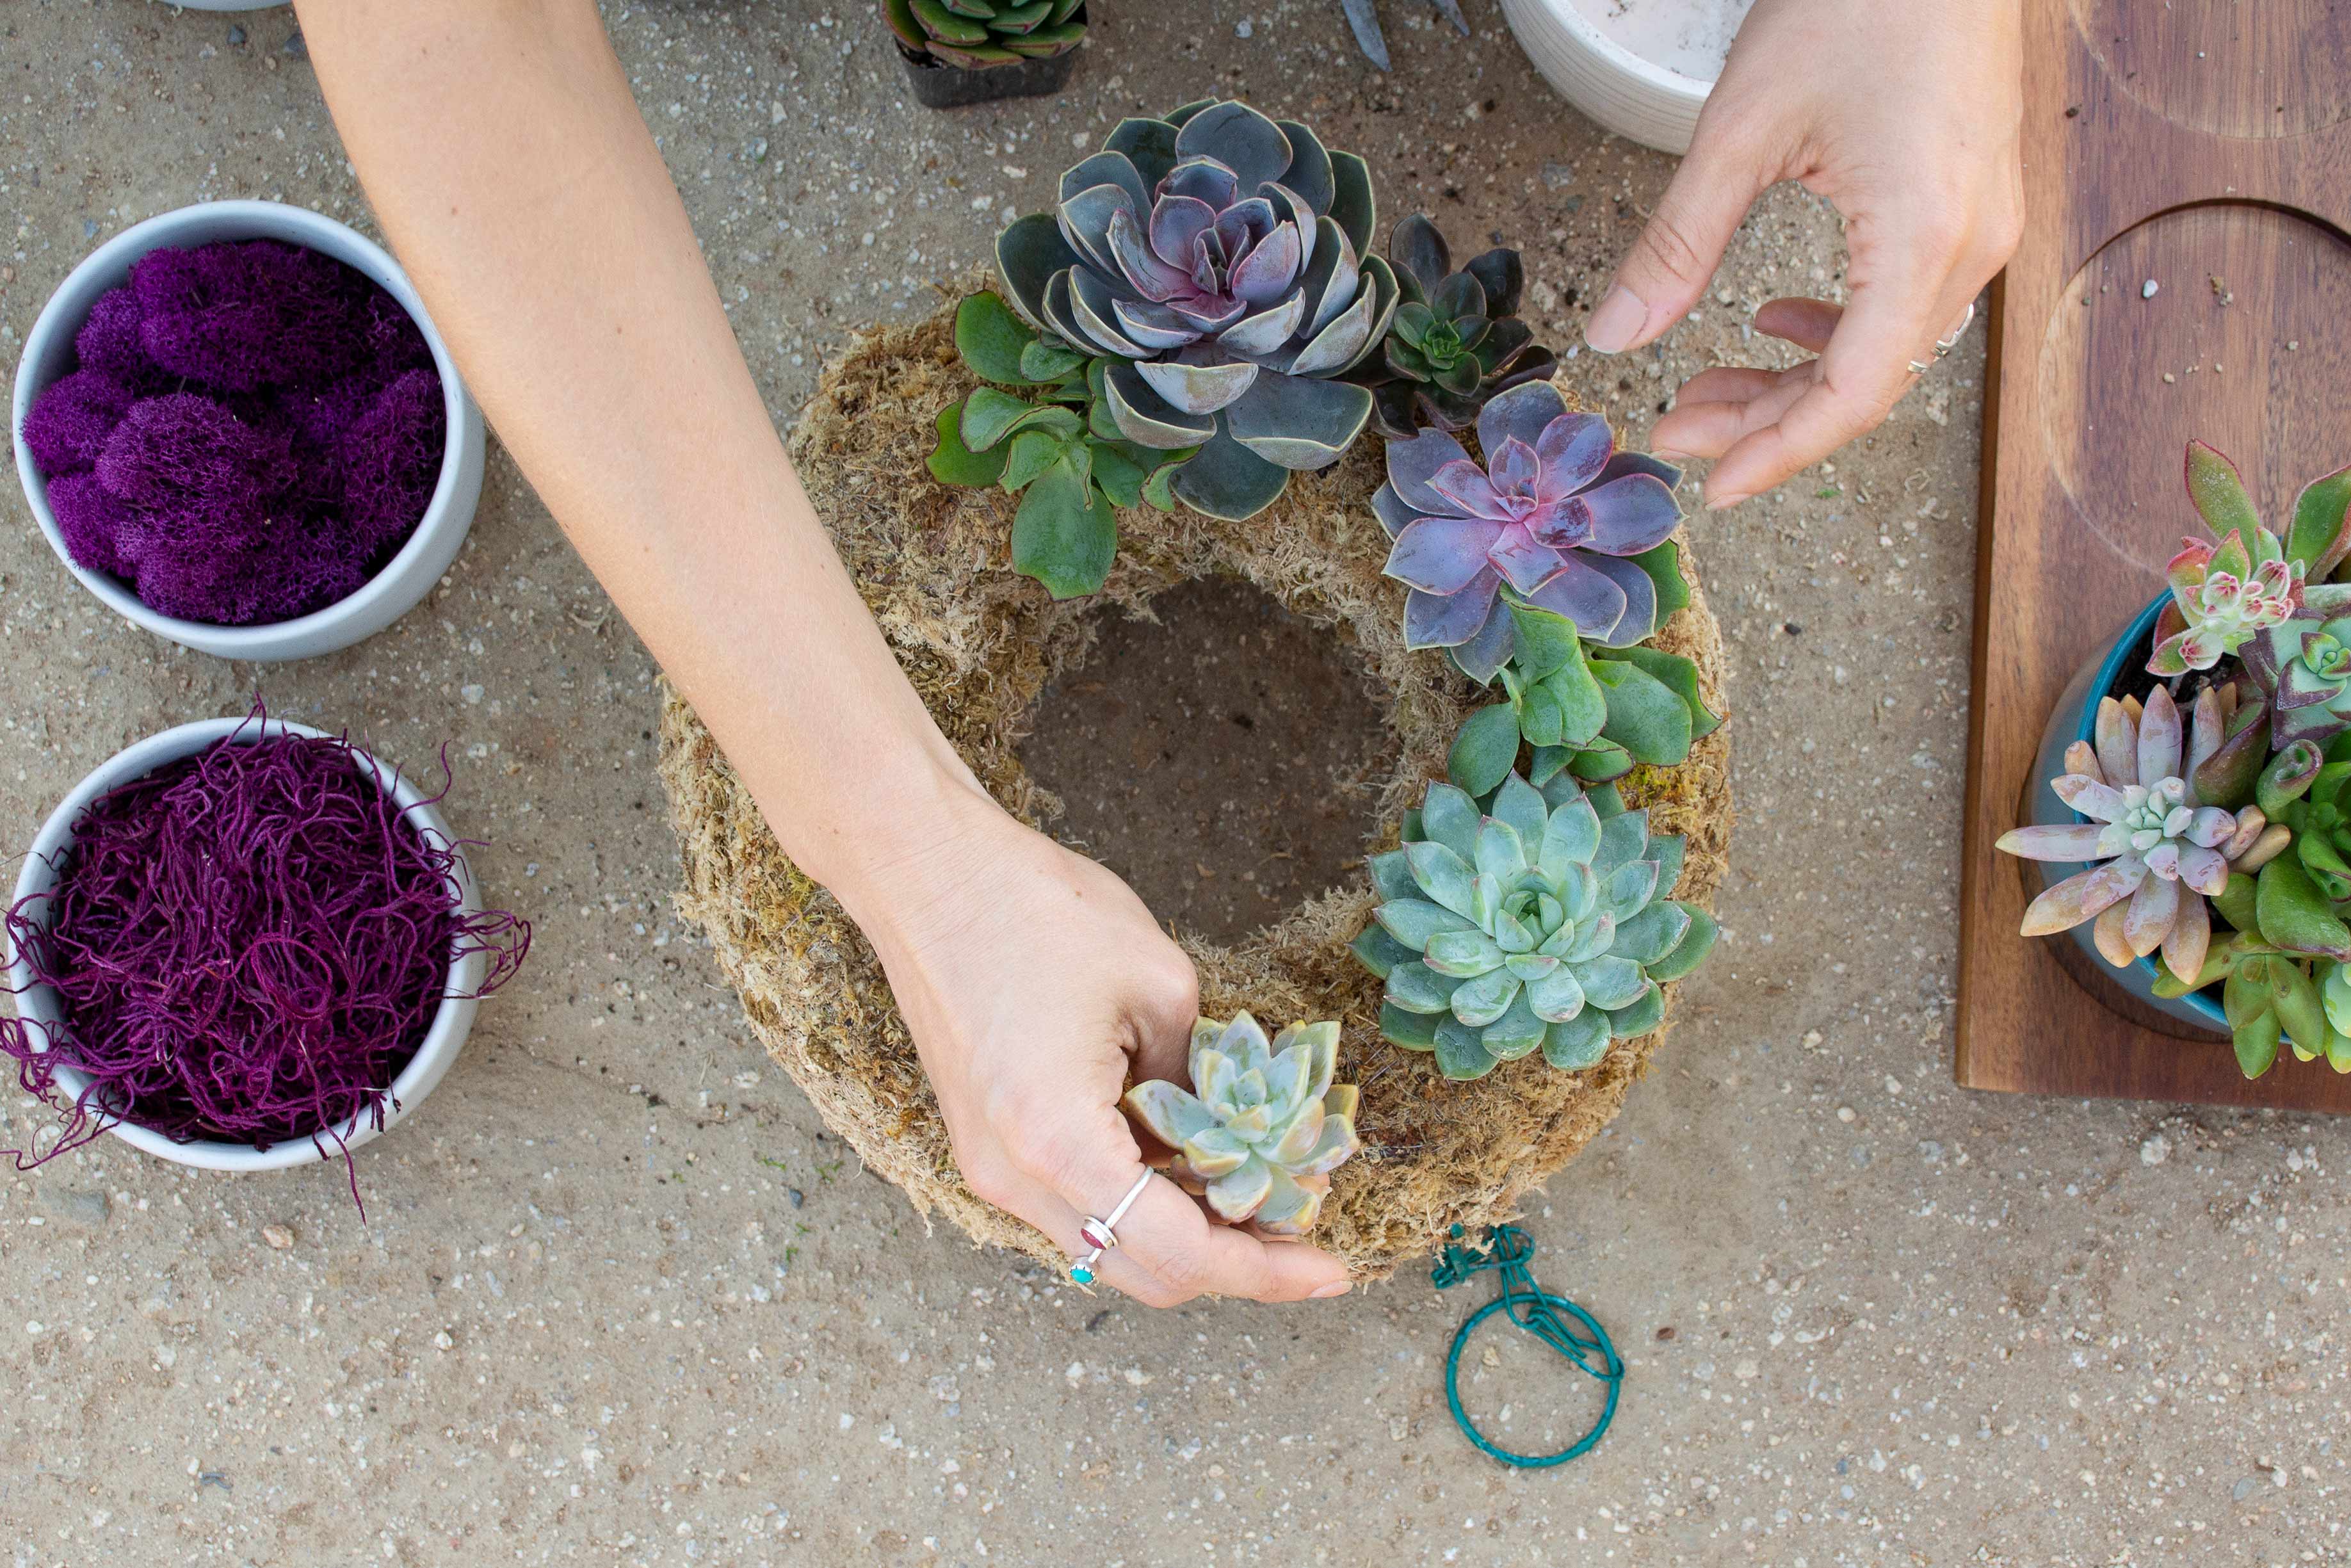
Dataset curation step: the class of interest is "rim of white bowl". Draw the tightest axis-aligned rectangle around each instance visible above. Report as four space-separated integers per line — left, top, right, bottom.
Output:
1528 0 1720 101
4 717 487 1172
9 200 476 659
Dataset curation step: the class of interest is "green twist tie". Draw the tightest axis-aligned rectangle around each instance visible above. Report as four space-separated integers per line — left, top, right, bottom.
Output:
1430 1224 1622 1468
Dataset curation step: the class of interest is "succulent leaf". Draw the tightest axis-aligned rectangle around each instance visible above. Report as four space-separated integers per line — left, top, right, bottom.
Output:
895 0 1088 66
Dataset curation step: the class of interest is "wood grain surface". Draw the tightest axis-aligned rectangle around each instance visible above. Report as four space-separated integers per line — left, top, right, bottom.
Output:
1957 0 2351 1110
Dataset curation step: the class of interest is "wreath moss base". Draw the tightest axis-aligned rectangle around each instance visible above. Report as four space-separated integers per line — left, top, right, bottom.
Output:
657 289 1734 1281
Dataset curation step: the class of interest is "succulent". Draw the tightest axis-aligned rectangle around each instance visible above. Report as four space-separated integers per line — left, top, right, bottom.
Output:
929 292 1192 597
1444 597 1722 795
2148 440 2351 674
994 100 1400 521
1352 215 1555 440
884 0 1086 69
1996 686 2279 984
1120 1013 1361 1235
1350 772 1717 1081
2221 950 2339 1078
2242 612 2351 750
2149 527 2303 675
1377 383 1684 677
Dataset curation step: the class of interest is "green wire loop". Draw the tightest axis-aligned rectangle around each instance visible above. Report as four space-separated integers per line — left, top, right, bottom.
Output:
1430 1223 1622 1468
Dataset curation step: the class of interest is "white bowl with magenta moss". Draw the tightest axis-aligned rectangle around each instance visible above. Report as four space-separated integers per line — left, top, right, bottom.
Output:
4 718 488 1172
10 200 483 664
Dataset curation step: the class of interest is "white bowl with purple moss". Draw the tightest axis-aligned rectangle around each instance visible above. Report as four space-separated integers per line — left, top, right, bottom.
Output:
10 200 484 663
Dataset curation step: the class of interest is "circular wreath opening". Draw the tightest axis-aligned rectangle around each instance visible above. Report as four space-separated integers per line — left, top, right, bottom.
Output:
658 293 1733 1281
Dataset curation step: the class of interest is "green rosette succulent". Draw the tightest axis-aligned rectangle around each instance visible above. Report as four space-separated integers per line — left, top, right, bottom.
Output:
1444 597 1722 796
2243 613 2351 750
928 292 1193 598
993 99 1399 521
2149 439 2351 675
1121 1013 1361 1235
1353 214 1556 440
884 0 1085 68
1350 772 1717 1080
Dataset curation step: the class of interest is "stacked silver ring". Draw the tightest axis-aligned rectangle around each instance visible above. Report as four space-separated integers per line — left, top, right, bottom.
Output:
1912 300 1978 374
1069 1169 1154 1287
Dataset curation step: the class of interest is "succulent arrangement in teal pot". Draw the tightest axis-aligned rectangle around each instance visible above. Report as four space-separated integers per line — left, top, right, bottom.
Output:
2006 439 2351 1079
1351 772 1716 1080
1352 215 1556 440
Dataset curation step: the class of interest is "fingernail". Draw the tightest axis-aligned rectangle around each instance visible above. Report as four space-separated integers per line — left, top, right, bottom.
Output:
1706 492 1750 512
1583 285 1647 354
1651 447 1695 464
1311 1280 1353 1299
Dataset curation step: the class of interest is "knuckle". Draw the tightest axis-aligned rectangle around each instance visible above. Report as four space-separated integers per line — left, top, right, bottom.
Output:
1154 1248 1216 1297
960 1156 1018 1210
1639 209 1712 286
1129 1279 1188 1310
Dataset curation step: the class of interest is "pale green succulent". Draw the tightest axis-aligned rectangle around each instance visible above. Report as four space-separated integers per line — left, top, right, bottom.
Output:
1352 772 1717 1079
1121 1013 1361 1236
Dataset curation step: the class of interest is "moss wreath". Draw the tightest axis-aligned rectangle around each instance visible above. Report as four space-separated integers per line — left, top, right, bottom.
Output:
658 290 1734 1282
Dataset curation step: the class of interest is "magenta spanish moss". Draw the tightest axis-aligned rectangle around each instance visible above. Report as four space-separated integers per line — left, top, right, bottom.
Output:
0 725 530 1198
19 239 444 627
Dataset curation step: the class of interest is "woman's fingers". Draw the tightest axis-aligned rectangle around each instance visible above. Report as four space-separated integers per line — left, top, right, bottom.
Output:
1651 362 1816 461
1752 296 1841 354
1585 122 1775 355
1092 1174 1351 1305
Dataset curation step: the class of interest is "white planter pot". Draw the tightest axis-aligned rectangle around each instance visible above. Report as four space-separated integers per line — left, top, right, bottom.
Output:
1499 0 1746 155
166 2 291 12
5 718 487 1172
11 200 484 663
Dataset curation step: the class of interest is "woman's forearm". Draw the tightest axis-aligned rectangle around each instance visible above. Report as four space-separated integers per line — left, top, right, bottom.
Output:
295 0 995 923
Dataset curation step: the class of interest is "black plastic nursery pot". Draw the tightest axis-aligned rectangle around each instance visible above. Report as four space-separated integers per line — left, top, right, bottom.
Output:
896 17 1084 109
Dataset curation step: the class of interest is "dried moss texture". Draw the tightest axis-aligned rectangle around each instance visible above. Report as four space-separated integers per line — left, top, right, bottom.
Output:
658 289 1734 1281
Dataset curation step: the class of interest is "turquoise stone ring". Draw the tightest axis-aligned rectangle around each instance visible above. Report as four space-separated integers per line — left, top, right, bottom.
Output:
1069 1170 1154 1288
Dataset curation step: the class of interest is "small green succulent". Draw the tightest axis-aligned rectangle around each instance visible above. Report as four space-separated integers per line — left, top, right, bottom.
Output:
1351 772 1717 1080
928 292 1192 598
2245 613 2351 749
1121 1013 1361 1236
2149 439 2351 675
1443 597 1722 796
884 0 1086 69
1353 214 1556 440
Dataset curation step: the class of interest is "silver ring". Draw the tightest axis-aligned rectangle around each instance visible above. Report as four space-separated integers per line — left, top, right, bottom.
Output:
1907 359 1932 376
1933 300 1976 359
1069 1169 1154 1286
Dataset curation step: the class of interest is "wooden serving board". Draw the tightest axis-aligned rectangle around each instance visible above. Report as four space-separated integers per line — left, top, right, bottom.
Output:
1956 0 2351 1110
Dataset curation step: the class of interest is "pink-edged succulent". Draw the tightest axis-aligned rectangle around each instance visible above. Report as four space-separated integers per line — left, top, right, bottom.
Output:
2149 439 2351 674
1375 382 1681 679
2147 528 2302 675
1996 686 2271 984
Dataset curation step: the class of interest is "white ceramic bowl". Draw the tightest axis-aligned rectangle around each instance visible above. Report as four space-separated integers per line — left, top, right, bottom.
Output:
1499 0 1726 155
4 718 486 1172
10 200 483 663
166 2 290 13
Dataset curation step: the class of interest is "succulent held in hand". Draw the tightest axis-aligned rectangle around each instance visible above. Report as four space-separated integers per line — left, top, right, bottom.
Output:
1353 215 1555 439
2148 440 2351 674
884 0 1086 68
994 100 1400 521
1350 772 1717 1081
1996 686 2269 985
1377 383 1683 676
1121 1013 1361 1236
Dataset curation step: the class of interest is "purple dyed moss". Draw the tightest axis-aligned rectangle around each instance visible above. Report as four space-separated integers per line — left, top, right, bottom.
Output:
45 474 137 578
17 238 446 626
131 240 374 392
19 368 134 474
340 369 446 552
71 286 165 391
0 722 531 1184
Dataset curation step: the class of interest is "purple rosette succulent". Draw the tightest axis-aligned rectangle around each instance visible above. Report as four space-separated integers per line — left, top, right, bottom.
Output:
1375 382 1683 679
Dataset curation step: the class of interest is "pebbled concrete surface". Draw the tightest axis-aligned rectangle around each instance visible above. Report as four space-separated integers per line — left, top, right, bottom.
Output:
0 2 2343 1564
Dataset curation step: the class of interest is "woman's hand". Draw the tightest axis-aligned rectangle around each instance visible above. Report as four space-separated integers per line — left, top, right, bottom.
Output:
843 790 1355 1308
1582 0 2025 508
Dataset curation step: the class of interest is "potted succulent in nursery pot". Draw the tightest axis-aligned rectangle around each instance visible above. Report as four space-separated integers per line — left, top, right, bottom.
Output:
884 0 1087 109
1998 442 2351 1079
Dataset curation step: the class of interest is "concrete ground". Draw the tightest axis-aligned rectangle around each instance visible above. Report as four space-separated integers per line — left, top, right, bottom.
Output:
1 2 2344 1564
